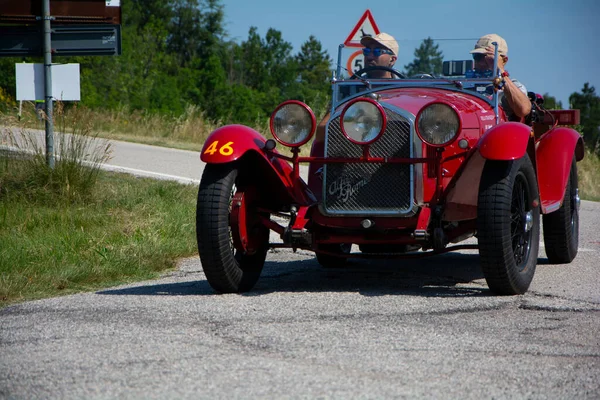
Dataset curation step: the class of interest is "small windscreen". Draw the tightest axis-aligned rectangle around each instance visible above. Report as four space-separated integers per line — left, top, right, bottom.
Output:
442 60 474 76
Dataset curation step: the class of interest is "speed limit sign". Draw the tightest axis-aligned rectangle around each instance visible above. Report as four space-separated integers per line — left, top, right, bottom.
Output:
346 50 364 76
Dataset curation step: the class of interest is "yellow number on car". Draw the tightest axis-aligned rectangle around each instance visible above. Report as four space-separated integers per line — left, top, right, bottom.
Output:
204 140 219 155
204 141 235 157
219 142 234 156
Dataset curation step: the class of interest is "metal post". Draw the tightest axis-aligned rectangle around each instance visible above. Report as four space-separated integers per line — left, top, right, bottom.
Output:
42 0 54 169
492 42 500 125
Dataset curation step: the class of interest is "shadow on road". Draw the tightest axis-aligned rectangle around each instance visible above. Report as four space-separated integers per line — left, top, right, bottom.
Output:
98 252 492 298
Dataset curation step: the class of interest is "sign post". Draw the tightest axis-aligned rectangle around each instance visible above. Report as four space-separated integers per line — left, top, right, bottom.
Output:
42 0 54 168
0 0 122 169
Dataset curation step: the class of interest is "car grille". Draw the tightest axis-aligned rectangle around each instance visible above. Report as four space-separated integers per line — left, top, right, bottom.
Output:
323 108 413 215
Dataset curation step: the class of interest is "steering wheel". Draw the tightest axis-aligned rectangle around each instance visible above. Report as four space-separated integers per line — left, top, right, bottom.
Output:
351 66 407 79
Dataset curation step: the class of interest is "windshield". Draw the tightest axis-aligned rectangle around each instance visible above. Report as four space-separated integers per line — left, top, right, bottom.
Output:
332 38 504 115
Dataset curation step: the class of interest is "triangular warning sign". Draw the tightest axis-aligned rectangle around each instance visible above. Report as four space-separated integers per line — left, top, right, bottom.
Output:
344 9 380 47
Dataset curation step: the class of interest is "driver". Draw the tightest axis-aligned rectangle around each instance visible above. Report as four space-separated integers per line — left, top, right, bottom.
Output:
470 33 531 121
313 32 400 147
359 32 399 78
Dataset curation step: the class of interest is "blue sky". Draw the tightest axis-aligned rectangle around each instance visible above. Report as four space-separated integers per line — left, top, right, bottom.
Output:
221 0 599 107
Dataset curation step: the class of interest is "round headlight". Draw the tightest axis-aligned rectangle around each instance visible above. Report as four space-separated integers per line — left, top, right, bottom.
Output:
340 99 386 145
270 100 316 147
416 103 461 147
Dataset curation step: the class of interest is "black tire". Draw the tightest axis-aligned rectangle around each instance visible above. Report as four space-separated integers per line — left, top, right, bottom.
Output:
477 154 540 295
316 243 351 268
196 164 268 293
543 159 579 263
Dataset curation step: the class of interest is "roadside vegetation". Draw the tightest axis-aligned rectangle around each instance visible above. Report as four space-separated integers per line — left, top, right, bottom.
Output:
579 149 600 201
0 116 197 307
4 101 327 156
0 156 197 307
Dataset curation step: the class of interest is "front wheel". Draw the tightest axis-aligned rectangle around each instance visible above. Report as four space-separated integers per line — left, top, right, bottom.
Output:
543 158 580 263
477 154 540 295
196 164 269 293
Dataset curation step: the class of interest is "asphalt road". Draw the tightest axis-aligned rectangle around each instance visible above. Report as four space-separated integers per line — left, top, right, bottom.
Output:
1 132 599 399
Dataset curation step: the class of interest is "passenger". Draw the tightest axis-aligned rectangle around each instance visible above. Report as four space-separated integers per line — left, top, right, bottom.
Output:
470 33 531 120
359 32 399 78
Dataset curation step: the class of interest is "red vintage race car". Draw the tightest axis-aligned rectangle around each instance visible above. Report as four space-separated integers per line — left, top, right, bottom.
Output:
196 43 584 295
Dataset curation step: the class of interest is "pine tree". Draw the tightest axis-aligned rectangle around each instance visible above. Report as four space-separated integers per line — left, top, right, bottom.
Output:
541 93 563 110
570 83 600 153
403 37 443 77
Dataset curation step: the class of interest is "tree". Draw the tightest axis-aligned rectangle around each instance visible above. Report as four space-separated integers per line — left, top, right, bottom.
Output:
294 36 332 114
239 27 267 90
167 0 225 67
197 0 226 60
238 28 296 97
403 37 443 77
569 83 600 153
123 0 172 30
167 0 203 67
541 93 562 110
295 36 331 92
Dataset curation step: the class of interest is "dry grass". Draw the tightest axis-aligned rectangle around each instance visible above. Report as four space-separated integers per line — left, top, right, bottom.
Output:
579 149 600 201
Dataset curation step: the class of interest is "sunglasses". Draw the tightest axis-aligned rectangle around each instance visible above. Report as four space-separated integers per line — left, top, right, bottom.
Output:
362 47 394 57
473 53 486 61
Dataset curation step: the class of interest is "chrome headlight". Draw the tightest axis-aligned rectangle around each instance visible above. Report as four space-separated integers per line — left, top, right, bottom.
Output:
341 99 387 145
416 103 461 147
270 100 316 147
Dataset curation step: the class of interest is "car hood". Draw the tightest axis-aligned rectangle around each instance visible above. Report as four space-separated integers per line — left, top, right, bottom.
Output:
375 87 493 128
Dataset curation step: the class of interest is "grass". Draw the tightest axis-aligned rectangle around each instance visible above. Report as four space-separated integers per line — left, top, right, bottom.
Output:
4 102 271 152
0 157 197 307
0 109 197 307
579 149 600 201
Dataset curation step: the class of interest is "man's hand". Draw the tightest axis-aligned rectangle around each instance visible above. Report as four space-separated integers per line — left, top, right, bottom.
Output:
484 45 506 72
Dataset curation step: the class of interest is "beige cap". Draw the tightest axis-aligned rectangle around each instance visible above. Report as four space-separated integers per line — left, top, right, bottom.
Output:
360 32 399 56
470 33 508 56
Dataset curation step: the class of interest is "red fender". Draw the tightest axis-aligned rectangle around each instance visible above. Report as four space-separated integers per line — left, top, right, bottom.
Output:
478 122 532 160
200 124 315 205
201 124 270 163
535 127 584 214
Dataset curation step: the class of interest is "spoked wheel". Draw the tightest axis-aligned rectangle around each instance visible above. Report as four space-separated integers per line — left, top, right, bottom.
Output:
477 154 540 295
316 243 352 268
543 158 580 263
196 164 269 293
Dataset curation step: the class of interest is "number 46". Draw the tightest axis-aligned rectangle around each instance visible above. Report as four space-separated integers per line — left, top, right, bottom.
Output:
204 140 234 156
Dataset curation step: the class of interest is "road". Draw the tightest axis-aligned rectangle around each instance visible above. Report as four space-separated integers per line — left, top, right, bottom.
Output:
1 129 599 399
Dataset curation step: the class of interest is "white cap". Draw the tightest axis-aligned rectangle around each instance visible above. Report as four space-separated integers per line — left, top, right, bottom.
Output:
360 32 399 56
470 33 508 56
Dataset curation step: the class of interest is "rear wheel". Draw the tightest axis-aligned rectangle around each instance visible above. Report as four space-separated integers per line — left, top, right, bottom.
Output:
196 164 269 293
477 154 540 295
543 158 579 263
